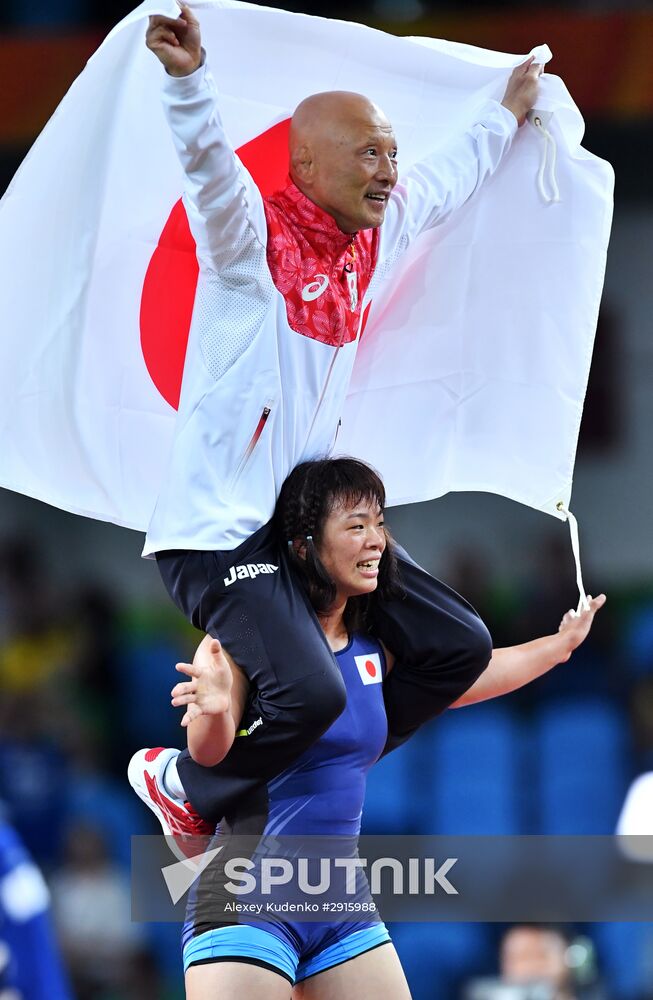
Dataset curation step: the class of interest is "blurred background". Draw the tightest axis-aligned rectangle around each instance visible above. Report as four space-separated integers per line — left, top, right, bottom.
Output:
1 0 652 998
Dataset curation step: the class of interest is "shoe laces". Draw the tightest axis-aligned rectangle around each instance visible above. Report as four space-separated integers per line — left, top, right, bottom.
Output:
183 801 213 836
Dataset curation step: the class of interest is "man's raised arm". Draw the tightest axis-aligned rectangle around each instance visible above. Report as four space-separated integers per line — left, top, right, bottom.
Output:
147 5 267 269
379 58 541 257
501 56 541 127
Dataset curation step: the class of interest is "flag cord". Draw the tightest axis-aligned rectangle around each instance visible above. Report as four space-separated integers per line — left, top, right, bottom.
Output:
532 116 561 204
556 501 590 614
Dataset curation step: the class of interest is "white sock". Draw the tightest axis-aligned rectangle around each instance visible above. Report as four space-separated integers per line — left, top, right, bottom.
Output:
162 753 186 800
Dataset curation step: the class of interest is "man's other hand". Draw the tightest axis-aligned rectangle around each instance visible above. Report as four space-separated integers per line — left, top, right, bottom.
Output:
146 3 202 78
501 56 542 126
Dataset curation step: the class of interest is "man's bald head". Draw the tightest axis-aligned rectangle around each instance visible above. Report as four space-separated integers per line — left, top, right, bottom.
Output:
288 90 398 233
290 91 390 162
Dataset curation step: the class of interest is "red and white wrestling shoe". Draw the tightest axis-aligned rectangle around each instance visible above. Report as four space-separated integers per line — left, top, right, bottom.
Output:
128 747 213 861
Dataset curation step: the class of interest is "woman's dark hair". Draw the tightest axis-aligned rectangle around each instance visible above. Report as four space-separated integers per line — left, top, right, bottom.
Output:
274 457 404 633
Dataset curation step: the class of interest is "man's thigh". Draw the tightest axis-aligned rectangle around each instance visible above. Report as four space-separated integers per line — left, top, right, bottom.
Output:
156 520 281 630
156 521 336 692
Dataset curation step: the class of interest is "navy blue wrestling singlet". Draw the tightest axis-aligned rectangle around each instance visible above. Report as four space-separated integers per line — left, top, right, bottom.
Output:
182 632 392 983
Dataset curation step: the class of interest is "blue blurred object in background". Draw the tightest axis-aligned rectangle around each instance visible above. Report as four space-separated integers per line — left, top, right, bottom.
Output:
423 703 522 835
12 0 86 27
0 816 74 1000
536 698 630 834
390 922 495 1000
593 922 653 1000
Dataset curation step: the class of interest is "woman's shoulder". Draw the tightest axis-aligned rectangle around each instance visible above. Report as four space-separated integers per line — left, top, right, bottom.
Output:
349 632 395 674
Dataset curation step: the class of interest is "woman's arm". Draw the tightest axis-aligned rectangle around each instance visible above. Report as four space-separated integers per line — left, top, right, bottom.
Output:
449 594 606 708
170 634 250 767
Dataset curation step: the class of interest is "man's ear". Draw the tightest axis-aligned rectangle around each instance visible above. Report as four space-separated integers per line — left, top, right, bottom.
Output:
291 144 314 185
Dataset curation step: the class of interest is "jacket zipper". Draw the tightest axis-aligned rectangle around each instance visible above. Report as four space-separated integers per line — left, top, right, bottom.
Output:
303 239 359 452
303 348 340 448
231 402 273 487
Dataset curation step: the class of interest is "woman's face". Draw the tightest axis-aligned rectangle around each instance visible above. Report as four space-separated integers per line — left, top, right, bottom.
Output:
315 496 386 601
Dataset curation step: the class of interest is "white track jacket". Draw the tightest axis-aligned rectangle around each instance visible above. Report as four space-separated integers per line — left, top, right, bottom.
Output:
143 60 517 556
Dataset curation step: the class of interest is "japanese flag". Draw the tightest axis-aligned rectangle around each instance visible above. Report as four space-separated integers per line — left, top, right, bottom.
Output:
0 1 613 532
355 653 383 686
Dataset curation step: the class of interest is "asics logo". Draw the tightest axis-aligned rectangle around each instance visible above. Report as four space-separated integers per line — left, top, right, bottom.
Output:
301 274 330 302
224 563 278 587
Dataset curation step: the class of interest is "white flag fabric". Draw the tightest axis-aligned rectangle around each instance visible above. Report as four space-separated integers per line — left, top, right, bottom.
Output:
0 0 613 533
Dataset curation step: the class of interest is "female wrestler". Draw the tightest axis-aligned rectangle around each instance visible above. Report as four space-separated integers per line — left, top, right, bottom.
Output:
130 457 604 1000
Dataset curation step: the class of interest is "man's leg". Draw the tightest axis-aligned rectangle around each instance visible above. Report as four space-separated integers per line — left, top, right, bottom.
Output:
156 522 346 825
371 543 492 756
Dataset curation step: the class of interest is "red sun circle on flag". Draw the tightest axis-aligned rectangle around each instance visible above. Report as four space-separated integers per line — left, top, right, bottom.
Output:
140 118 291 410
140 116 373 410
365 659 378 678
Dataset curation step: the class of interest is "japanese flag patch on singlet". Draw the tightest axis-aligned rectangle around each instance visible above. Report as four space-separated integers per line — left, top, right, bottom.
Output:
354 652 383 685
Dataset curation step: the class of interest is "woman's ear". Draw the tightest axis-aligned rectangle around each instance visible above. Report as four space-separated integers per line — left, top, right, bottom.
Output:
291 538 307 561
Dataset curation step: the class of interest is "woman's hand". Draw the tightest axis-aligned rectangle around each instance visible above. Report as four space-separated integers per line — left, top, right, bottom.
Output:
171 638 233 727
557 593 607 660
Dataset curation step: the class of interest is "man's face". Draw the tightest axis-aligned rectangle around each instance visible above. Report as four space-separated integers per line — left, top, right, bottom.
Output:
292 97 398 233
501 928 570 994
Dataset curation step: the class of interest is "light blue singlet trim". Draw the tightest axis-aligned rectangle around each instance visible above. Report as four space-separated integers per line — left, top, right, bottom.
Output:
183 925 297 981
183 922 391 983
296 924 391 982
